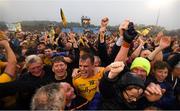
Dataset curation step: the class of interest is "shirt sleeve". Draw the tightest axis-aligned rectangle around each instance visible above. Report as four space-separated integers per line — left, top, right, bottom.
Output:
0 73 12 83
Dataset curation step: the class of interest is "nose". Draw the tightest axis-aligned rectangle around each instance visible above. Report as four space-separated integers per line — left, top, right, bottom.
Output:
81 66 85 71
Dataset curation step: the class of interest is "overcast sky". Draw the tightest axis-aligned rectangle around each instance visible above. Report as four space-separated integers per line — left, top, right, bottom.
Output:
0 0 179 30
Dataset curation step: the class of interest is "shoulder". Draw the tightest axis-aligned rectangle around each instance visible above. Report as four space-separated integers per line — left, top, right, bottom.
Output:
94 67 105 74
0 73 12 83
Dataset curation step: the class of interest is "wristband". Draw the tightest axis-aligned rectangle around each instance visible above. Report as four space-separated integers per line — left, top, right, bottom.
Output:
122 41 130 48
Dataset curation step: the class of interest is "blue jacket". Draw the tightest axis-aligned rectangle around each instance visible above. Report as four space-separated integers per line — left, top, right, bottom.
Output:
146 75 176 110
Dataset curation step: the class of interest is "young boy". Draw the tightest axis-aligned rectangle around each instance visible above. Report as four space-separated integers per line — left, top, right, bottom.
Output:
146 61 175 110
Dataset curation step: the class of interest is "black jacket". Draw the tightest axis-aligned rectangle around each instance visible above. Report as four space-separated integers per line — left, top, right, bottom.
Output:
99 71 145 110
0 65 54 110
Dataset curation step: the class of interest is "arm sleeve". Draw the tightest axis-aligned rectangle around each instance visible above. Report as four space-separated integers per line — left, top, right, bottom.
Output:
0 73 12 83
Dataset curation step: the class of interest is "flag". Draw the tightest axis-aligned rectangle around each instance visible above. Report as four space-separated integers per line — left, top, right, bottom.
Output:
137 28 151 36
60 8 67 27
15 23 22 32
142 28 151 36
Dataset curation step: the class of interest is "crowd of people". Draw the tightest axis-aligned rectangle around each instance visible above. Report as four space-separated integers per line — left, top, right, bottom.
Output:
0 17 179 110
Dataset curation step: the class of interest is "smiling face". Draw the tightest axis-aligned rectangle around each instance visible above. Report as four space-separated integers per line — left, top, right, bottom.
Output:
52 61 67 77
154 68 168 82
153 61 169 82
28 62 44 77
79 58 94 78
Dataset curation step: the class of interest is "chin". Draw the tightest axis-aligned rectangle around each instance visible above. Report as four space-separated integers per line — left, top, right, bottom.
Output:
33 72 42 77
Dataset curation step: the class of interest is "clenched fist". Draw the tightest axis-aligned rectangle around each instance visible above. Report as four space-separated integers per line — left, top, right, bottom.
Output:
108 61 125 79
101 17 109 28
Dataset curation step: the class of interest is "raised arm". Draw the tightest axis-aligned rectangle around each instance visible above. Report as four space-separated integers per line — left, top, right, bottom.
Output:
147 36 171 61
0 31 17 82
130 36 145 59
115 21 138 62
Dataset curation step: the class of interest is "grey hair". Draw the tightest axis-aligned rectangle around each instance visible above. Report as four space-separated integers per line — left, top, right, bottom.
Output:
25 55 43 68
31 83 65 110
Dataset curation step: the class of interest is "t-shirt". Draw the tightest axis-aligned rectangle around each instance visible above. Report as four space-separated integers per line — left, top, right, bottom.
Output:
0 61 6 74
0 73 12 83
73 67 104 101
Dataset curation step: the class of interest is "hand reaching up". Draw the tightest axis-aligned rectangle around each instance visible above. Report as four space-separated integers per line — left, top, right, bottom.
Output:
101 17 109 28
119 19 130 36
108 61 125 79
159 36 171 50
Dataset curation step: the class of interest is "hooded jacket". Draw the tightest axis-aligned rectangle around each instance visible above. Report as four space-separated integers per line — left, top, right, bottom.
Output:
99 71 145 110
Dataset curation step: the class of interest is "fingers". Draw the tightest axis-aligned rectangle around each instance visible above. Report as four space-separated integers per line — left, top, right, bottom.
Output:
102 17 109 22
161 88 166 94
119 19 130 30
110 61 124 68
145 83 163 95
101 17 109 27
72 69 81 78
144 90 151 96
110 61 125 74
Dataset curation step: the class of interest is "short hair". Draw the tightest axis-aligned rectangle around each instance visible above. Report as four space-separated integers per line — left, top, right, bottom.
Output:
79 46 94 56
51 56 67 65
38 42 46 46
153 61 169 71
31 83 65 110
80 53 94 65
25 55 43 68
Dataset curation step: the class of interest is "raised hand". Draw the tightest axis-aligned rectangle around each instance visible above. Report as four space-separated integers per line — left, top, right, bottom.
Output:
101 17 109 28
123 22 138 44
72 68 81 78
68 32 76 43
108 61 125 79
145 82 166 102
99 27 107 43
119 19 130 36
159 36 171 50
137 36 145 46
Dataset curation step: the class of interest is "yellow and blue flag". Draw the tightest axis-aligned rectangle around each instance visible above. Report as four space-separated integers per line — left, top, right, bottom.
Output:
60 8 67 27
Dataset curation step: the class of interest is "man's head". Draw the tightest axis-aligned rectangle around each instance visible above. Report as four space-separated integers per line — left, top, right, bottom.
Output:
130 57 151 81
61 82 76 105
31 82 76 110
44 47 53 58
51 56 67 78
31 83 66 110
94 56 101 67
79 54 94 78
37 42 46 54
25 55 44 77
116 72 144 103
